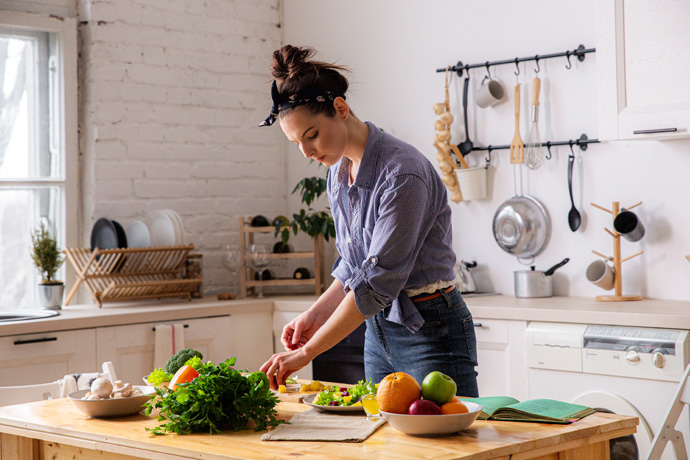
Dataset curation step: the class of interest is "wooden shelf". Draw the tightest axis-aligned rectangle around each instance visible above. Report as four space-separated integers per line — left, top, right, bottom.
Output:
245 278 316 287
64 245 201 307
238 216 324 298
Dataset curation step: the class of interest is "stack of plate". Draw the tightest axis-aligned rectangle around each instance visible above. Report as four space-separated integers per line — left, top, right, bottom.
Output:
146 209 185 247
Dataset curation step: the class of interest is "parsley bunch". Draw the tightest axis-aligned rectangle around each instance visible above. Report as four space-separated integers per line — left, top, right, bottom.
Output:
145 358 286 435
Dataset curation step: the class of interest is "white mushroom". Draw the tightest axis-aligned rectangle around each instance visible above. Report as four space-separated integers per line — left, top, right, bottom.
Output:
131 388 143 396
90 378 114 399
119 383 133 397
113 380 124 389
86 394 102 400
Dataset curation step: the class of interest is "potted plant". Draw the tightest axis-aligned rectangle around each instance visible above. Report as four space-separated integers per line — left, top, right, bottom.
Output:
30 223 65 310
274 173 335 247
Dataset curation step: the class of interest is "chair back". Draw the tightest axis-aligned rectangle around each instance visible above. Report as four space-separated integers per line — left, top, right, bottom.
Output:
0 381 62 406
0 362 118 407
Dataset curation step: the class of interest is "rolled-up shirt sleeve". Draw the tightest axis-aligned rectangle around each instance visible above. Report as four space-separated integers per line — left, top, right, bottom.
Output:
347 173 435 318
331 255 352 287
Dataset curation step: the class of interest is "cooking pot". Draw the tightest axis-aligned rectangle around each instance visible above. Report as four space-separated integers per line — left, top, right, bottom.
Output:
513 258 569 298
493 195 551 262
455 260 478 293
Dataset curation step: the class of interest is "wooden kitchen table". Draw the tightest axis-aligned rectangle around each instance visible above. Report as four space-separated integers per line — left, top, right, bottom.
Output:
0 397 637 460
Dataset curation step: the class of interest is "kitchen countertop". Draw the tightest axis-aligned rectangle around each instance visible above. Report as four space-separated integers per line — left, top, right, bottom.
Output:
4 293 690 338
0 396 637 460
464 294 690 329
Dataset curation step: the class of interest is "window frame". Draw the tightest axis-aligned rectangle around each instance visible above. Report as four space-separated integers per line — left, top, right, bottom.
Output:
1 11 79 299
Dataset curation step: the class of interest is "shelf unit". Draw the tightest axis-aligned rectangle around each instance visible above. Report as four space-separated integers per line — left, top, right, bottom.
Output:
63 245 201 307
238 216 323 298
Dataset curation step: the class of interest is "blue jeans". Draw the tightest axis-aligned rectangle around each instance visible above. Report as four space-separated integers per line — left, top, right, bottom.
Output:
364 288 479 397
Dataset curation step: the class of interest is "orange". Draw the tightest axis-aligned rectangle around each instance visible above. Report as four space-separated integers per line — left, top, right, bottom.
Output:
441 400 469 415
376 372 421 414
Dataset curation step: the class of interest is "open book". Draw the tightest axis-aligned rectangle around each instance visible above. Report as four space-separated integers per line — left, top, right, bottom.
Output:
462 396 595 424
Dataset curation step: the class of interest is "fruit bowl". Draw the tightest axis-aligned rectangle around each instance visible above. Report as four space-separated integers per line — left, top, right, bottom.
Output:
380 401 483 436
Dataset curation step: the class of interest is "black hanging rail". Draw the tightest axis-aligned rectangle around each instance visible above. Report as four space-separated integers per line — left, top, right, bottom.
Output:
436 44 594 76
455 134 600 168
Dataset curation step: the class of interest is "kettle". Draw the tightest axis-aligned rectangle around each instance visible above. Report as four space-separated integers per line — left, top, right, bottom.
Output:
455 261 478 293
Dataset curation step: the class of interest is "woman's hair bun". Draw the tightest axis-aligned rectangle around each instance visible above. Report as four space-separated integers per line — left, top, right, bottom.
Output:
270 44 349 96
271 45 316 81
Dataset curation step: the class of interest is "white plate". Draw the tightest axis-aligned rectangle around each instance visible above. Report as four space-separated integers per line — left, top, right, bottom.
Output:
380 401 483 436
147 211 176 247
164 209 185 245
302 393 364 413
68 386 155 418
126 221 151 248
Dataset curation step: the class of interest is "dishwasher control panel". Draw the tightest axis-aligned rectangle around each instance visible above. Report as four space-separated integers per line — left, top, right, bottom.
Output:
527 322 690 382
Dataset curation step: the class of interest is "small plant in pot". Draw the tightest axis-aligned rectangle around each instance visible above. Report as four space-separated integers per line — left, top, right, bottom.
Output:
30 223 65 310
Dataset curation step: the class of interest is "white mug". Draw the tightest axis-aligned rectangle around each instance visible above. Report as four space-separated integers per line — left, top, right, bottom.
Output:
586 259 615 290
474 77 505 108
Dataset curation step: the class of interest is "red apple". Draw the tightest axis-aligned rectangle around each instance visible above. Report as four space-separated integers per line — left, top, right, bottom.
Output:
407 399 441 415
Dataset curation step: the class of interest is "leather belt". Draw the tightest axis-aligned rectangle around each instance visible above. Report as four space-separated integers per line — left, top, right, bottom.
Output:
410 285 456 303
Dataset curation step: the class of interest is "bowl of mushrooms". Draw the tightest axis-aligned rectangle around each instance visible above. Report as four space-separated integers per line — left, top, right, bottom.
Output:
68 378 155 417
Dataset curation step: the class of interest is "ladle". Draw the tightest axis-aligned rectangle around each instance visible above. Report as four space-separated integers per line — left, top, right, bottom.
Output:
458 76 473 156
567 146 581 231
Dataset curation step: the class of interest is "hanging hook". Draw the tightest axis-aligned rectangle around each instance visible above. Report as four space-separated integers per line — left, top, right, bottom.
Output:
534 55 541 74
565 51 573 70
545 142 553 160
485 146 493 169
514 58 520 76
568 140 575 159
485 62 491 80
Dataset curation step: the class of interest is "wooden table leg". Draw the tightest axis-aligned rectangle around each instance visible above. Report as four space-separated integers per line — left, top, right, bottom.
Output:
1 433 38 460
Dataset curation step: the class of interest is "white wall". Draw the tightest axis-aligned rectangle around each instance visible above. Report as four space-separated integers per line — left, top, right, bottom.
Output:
283 0 690 301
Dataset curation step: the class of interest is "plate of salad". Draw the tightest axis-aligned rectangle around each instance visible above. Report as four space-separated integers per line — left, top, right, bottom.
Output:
303 379 377 412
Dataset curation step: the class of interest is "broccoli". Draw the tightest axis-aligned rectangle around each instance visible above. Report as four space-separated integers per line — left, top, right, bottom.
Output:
165 348 203 375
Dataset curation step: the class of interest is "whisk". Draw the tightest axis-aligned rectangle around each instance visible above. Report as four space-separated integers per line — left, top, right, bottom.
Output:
524 76 544 170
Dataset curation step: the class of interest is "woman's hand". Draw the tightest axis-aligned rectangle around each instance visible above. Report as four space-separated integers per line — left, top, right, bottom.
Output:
260 348 312 389
281 309 322 351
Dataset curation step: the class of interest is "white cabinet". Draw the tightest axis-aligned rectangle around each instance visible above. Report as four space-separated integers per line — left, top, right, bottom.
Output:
0 329 96 386
228 309 273 373
95 312 274 384
96 316 234 384
473 318 528 400
596 0 690 140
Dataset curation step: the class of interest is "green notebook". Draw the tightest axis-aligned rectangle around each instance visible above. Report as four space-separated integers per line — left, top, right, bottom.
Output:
461 396 596 424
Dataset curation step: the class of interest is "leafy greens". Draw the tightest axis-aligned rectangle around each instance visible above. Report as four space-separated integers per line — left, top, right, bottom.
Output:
144 358 286 435
313 378 377 406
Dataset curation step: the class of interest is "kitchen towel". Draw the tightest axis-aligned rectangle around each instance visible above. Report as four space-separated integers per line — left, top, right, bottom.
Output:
59 372 103 397
261 408 386 442
153 323 185 370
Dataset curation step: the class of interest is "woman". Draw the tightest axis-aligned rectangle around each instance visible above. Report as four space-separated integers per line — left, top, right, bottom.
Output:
259 45 478 397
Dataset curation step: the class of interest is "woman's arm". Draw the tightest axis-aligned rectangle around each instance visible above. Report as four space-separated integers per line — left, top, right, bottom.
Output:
281 278 347 350
261 289 365 388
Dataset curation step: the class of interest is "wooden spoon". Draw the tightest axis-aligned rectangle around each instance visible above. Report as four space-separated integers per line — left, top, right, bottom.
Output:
510 84 524 164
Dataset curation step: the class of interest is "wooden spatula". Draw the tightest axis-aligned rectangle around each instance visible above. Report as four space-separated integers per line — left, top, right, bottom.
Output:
510 84 524 164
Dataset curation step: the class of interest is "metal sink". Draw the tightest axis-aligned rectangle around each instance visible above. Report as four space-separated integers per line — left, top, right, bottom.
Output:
0 310 60 322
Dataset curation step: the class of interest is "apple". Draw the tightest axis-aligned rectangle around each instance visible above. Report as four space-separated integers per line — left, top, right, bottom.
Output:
408 399 441 415
421 371 457 406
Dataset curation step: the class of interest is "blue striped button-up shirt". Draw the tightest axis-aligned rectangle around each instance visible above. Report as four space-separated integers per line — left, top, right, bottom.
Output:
329 122 456 333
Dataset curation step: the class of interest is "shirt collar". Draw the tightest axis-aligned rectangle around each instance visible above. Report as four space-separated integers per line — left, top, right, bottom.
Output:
335 122 381 192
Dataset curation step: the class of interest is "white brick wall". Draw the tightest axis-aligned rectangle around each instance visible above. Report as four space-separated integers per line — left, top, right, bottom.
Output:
78 0 286 297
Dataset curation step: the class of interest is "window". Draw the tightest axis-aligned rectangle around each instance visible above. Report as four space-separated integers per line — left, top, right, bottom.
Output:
0 12 77 309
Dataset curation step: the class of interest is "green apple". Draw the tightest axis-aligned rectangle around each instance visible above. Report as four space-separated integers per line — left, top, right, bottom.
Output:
421 371 457 405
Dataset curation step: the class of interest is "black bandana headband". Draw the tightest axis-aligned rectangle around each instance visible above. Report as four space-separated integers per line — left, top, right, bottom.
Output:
258 80 346 127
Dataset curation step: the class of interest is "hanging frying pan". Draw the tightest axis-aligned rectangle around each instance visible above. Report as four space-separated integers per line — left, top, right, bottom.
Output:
492 194 551 262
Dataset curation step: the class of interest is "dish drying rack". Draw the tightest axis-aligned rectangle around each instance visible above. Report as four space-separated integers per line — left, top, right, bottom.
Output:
63 245 201 307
